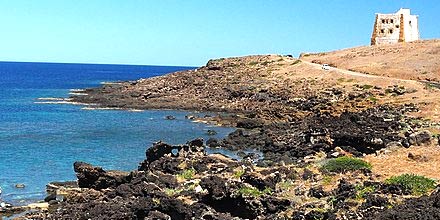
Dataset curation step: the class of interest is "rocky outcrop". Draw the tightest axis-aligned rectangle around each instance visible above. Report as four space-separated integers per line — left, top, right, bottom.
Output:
219 105 414 165
74 162 129 189
365 189 440 220
24 137 440 220
26 141 296 219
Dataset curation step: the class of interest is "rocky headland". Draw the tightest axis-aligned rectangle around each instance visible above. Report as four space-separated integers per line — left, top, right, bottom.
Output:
11 40 440 219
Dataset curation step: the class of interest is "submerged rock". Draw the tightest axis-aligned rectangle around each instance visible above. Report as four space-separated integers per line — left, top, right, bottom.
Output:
165 115 176 120
15 183 25 188
206 129 217 135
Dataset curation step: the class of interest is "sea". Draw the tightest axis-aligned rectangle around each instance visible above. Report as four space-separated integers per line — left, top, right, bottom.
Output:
0 61 235 205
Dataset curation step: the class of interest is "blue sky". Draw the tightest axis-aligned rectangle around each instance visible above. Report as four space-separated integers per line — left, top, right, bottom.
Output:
0 1 438 66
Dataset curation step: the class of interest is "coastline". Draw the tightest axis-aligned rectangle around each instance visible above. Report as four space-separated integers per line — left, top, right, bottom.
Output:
10 50 440 219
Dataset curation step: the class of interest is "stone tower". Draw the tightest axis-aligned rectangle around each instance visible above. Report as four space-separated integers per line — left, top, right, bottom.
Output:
371 8 419 45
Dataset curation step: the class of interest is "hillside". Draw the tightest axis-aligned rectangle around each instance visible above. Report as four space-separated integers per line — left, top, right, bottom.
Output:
73 49 440 123
301 39 440 83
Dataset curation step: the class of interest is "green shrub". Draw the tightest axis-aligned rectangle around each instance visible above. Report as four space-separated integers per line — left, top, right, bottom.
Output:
385 174 437 195
178 168 196 180
322 156 372 173
291 60 302 65
164 188 182 196
322 175 334 185
233 169 245 179
249 61 259 66
368 96 378 102
355 185 376 200
238 186 272 197
362 84 374 90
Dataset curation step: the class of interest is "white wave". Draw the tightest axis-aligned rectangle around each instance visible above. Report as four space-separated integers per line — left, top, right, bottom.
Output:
69 92 88 96
69 89 85 92
128 109 144 112
81 107 122 110
80 107 144 112
36 97 72 101
35 101 97 106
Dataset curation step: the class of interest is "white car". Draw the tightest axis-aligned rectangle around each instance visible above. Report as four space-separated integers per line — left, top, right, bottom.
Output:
322 64 330 70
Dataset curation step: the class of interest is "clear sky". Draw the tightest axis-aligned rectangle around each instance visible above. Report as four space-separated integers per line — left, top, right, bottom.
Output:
0 1 439 66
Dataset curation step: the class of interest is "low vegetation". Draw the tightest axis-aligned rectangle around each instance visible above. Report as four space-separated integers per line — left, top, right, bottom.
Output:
361 84 374 90
238 186 272 197
385 174 437 195
177 168 196 180
355 185 376 200
233 168 245 179
368 96 378 102
249 61 259 66
291 59 302 65
322 156 372 173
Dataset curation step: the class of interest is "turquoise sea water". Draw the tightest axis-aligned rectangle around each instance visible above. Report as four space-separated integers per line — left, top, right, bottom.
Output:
0 62 234 205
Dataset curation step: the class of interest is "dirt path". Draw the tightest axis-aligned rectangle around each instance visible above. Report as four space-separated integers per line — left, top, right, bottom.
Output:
301 60 419 83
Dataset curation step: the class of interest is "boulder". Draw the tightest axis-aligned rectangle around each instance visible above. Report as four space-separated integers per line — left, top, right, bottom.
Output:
206 138 220 148
206 129 217 135
144 142 181 164
15 183 25 188
74 162 128 189
408 130 432 146
44 194 57 202
236 119 263 129
408 152 429 162
165 115 176 120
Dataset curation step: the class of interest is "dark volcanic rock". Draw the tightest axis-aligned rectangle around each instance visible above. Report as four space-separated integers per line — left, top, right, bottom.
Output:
219 105 408 164
206 137 220 148
366 190 440 220
74 162 129 189
143 141 180 164
407 130 432 146
32 141 298 219
309 186 329 199
207 129 218 135
236 118 264 129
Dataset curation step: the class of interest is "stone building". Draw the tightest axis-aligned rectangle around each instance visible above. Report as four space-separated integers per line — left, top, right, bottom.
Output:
371 8 419 45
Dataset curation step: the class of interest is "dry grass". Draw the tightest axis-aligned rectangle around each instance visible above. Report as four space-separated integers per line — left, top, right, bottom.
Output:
279 52 440 122
301 40 440 82
365 144 440 180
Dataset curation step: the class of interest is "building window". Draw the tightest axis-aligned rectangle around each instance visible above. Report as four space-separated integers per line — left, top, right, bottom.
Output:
382 19 385 23
381 29 385 34
389 29 393 34
390 19 394 23
396 25 400 28
409 21 412 25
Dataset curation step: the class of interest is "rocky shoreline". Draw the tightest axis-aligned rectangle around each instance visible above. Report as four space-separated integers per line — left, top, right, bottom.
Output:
21 136 440 219
9 54 440 219
68 55 437 165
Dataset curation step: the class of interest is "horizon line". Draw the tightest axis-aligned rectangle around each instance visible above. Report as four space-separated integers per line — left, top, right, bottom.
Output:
0 60 198 68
